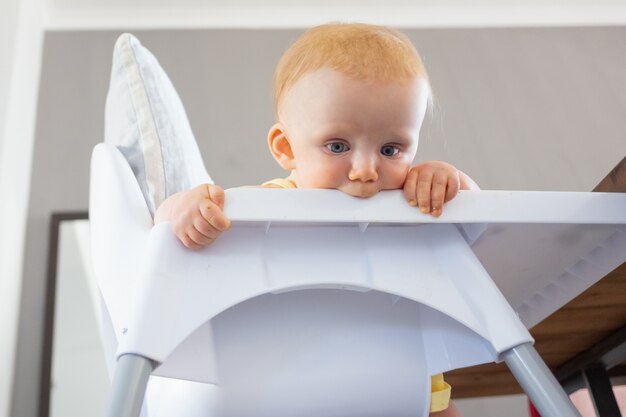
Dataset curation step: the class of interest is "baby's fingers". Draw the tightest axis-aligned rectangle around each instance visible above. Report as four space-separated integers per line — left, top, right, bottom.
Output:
199 201 231 232
445 174 460 203
185 227 215 248
207 184 226 210
193 215 222 241
429 170 449 217
417 170 434 214
180 233 204 250
403 168 419 207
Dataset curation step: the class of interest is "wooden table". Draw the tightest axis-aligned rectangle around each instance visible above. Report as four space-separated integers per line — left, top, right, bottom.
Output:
449 156 626 412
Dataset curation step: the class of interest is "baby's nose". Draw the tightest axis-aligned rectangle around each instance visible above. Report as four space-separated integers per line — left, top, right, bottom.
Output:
348 156 378 182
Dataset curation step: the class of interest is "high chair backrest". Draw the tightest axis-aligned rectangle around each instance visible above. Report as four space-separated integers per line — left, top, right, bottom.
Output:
93 32 212 376
103 33 211 216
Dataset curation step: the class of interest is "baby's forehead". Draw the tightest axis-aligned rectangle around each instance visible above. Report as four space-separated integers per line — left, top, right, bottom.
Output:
279 68 429 105
277 69 428 144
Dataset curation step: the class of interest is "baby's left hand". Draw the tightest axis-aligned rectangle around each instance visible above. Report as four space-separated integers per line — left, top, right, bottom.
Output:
403 161 460 217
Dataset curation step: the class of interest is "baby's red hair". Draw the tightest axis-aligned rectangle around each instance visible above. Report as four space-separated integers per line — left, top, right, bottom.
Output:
273 23 430 113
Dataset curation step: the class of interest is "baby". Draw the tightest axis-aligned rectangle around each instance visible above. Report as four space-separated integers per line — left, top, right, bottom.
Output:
156 23 479 416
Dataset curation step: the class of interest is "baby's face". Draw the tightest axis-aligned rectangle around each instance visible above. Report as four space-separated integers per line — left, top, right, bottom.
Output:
278 68 428 197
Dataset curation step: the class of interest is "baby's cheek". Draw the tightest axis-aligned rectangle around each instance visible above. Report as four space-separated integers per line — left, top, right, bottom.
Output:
312 170 343 189
386 165 412 190
297 166 341 189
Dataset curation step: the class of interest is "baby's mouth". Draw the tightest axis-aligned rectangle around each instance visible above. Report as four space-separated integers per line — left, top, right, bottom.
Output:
342 183 379 198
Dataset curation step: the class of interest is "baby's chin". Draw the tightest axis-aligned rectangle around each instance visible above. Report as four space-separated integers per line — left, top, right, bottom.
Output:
340 184 381 198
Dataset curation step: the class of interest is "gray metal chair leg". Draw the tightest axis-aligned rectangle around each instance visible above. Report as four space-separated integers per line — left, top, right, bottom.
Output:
105 353 155 417
503 343 581 417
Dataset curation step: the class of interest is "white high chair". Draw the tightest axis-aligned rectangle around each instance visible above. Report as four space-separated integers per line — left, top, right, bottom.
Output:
91 33 626 417
90 141 626 417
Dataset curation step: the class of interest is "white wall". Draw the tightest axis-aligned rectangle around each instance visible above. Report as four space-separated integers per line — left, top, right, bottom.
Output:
50 223 109 417
0 0 18 159
0 0 44 416
42 1 626 30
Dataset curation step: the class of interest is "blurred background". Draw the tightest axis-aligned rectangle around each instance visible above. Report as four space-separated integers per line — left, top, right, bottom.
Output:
2 1 626 417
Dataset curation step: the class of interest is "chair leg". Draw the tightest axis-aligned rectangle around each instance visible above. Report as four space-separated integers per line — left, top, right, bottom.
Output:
105 353 155 417
502 343 581 417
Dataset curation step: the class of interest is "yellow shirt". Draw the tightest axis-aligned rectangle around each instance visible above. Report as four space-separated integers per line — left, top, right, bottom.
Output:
261 178 298 188
261 178 452 413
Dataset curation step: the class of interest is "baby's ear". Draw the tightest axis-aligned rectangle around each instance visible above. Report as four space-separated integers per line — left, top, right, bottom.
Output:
267 123 296 171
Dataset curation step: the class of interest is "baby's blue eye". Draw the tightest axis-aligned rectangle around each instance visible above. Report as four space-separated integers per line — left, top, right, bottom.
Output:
381 145 400 157
327 142 349 154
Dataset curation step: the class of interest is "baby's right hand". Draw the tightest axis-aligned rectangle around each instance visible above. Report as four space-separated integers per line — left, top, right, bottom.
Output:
166 184 231 249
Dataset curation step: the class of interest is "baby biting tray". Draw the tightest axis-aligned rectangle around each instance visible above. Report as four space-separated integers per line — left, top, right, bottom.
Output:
90 142 626 417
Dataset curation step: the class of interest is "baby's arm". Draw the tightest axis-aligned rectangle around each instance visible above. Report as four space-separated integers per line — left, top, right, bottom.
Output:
403 161 480 217
154 184 231 249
